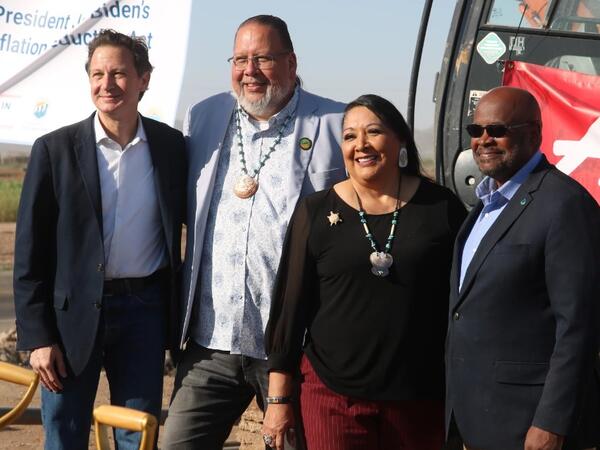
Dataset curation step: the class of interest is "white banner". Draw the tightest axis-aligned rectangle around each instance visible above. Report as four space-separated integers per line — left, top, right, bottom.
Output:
0 0 191 145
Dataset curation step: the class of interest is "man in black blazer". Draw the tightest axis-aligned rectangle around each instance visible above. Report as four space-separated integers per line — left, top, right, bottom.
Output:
446 87 600 450
13 30 186 449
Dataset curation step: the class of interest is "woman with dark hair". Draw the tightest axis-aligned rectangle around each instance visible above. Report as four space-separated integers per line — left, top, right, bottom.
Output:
262 94 466 450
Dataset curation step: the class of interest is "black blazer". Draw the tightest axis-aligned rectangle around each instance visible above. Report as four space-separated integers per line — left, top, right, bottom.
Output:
13 113 187 375
446 157 600 450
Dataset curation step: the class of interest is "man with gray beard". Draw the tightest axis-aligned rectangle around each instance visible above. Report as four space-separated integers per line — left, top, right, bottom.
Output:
163 15 346 450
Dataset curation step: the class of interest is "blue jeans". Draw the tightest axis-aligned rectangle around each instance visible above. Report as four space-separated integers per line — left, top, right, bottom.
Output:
41 283 166 450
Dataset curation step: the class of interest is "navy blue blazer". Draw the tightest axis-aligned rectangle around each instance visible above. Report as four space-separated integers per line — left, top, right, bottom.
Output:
446 156 600 450
13 113 187 375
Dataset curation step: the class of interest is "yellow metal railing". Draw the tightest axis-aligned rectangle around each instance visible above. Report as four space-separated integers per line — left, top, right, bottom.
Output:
93 404 157 450
0 361 39 429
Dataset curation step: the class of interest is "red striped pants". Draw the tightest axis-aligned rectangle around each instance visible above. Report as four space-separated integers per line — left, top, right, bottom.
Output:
299 355 445 450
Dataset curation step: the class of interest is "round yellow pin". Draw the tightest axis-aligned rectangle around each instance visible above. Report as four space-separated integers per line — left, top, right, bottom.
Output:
299 137 312 151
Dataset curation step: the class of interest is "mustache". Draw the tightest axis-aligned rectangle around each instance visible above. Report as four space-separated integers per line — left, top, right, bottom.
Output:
241 77 266 84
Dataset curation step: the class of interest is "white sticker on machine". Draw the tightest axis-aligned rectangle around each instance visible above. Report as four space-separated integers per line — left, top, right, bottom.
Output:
476 32 507 64
468 90 488 117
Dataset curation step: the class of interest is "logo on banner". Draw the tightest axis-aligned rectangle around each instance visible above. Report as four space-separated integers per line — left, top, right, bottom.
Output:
503 61 600 201
33 101 48 119
553 117 600 180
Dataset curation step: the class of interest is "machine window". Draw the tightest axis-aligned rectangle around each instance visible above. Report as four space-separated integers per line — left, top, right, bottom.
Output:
546 54 600 75
550 0 600 34
488 0 600 34
487 0 548 28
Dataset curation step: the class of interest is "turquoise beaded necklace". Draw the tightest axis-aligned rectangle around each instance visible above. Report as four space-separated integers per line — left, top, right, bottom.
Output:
232 107 294 199
354 177 402 277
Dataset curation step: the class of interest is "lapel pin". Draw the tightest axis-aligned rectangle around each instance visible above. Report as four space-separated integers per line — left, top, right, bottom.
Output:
299 137 312 151
327 211 342 226
520 197 527 205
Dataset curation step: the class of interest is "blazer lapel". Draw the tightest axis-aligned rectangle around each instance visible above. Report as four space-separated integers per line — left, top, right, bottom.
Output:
455 159 551 307
450 203 482 309
182 96 236 345
286 89 319 210
74 113 103 237
142 116 172 247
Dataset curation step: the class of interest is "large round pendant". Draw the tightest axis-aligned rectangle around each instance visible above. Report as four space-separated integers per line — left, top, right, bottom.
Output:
369 251 393 277
233 175 259 199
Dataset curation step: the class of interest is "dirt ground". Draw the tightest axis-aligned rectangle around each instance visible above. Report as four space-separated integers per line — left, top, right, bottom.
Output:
0 223 15 270
0 365 260 450
0 372 176 449
0 223 261 449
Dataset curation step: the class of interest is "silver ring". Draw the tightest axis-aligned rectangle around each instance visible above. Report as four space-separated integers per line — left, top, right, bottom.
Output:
263 434 274 447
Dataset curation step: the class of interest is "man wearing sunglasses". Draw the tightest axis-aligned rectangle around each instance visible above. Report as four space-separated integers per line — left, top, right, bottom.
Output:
162 15 345 450
446 86 600 450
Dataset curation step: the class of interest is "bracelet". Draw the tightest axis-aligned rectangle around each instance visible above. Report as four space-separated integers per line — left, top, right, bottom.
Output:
266 395 293 404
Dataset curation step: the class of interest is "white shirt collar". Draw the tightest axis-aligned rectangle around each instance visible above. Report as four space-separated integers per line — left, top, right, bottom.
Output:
475 151 543 206
94 113 147 148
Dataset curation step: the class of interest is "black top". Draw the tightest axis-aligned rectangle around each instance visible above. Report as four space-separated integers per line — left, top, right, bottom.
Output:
265 179 467 401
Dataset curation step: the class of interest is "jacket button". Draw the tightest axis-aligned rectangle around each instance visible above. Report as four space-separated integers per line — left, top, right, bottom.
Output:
453 312 460 321
97 263 104 272
93 302 102 309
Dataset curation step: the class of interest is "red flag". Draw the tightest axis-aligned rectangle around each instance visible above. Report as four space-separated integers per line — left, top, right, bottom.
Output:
503 61 600 203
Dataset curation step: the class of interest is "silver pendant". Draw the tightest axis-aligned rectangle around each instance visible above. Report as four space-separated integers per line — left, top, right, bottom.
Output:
233 175 259 199
370 251 393 277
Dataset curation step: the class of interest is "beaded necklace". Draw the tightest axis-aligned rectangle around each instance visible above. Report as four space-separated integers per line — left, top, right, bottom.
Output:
354 177 402 277
232 107 294 199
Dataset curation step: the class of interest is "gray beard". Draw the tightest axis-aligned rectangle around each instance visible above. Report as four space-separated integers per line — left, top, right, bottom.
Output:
237 83 289 118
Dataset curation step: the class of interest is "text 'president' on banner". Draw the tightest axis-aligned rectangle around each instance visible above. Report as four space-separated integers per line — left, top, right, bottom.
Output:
0 0 192 145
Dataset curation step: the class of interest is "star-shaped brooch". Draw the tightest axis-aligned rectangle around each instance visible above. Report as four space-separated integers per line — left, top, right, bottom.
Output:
327 211 342 226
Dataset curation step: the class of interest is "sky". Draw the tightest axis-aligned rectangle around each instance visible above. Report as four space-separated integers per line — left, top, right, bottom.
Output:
0 0 458 160
178 0 457 154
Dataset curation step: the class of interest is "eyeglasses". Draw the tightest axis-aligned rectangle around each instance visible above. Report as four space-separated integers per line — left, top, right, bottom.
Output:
465 122 537 138
228 52 290 70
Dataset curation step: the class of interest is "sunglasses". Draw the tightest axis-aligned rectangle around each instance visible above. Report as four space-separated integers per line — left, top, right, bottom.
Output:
465 122 536 138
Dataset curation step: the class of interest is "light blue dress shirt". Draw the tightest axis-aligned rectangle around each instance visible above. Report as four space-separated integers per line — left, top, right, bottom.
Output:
459 151 542 290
